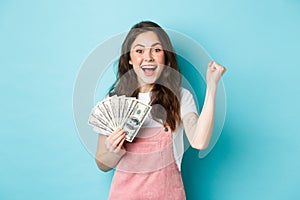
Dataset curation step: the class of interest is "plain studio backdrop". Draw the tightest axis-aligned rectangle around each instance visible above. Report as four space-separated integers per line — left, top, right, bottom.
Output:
1 0 300 199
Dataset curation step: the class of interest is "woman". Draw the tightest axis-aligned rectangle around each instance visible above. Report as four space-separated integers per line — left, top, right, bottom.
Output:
94 21 226 200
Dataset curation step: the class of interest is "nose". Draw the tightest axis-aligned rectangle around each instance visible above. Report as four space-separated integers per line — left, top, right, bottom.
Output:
143 48 154 62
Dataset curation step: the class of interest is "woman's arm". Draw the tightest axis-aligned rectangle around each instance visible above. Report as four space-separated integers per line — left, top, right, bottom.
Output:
183 61 226 150
95 128 127 172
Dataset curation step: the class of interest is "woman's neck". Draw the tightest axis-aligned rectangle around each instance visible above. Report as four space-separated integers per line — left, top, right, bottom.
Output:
139 84 153 93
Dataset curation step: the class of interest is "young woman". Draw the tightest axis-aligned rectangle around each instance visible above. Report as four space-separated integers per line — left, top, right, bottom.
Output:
95 21 226 200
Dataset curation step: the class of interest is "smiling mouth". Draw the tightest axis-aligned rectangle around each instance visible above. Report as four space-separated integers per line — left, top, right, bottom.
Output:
141 65 157 76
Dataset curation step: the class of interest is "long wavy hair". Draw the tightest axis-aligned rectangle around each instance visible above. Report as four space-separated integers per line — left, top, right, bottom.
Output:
109 21 182 131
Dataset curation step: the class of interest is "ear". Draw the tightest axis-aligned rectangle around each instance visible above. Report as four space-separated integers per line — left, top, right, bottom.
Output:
129 60 132 65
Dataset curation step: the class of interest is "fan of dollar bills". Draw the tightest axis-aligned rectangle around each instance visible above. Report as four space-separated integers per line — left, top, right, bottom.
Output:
88 95 152 142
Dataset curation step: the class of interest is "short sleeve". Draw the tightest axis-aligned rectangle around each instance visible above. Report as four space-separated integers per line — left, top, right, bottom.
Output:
180 88 198 119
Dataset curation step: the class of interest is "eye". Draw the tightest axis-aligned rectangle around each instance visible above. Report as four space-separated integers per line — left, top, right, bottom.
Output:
135 49 143 54
152 47 163 53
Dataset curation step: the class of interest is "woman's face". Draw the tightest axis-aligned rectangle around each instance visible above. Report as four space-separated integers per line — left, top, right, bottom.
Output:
129 31 165 89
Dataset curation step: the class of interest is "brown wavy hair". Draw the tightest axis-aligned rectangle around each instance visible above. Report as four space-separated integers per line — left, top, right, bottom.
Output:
109 21 182 131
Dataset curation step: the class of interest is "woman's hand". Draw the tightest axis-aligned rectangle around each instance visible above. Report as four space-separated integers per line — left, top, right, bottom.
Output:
206 61 226 88
105 128 126 153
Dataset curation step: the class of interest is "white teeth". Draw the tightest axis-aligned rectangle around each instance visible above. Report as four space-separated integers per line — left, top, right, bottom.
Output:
141 65 157 69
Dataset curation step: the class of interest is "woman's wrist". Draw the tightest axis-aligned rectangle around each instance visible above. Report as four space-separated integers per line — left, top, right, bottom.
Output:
206 82 217 93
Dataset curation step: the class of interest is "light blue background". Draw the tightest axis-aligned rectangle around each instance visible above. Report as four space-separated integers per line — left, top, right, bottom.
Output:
1 0 300 199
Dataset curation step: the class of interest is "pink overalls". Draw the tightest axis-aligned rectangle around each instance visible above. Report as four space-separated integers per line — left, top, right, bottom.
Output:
108 126 186 200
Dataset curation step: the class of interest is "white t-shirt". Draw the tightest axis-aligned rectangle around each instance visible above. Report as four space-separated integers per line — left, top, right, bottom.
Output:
137 87 198 171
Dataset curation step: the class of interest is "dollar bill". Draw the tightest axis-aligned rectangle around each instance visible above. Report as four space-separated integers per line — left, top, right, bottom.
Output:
109 95 120 127
97 102 115 129
88 114 114 132
118 96 123 127
120 98 136 128
121 100 151 142
102 99 117 129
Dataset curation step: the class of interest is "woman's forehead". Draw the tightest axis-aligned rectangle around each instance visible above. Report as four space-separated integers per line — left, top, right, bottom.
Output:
132 31 162 48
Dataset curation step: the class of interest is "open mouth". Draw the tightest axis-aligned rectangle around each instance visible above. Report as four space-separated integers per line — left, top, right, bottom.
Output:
141 65 157 76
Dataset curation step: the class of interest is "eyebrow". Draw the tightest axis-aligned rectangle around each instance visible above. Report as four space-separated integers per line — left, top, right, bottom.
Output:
132 42 162 49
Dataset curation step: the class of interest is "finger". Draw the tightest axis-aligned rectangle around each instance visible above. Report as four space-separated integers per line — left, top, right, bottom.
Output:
211 62 218 71
109 133 125 153
106 130 121 146
109 138 123 153
109 128 122 137
112 129 125 140
106 131 123 150
107 136 119 152
107 128 122 141
106 132 124 151
112 133 126 148
208 61 214 67
119 135 126 146
107 131 114 140
114 137 126 153
216 65 226 75
222 66 227 73
212 62 225 71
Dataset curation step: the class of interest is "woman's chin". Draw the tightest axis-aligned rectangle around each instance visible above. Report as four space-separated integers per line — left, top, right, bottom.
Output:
138 77 157 86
